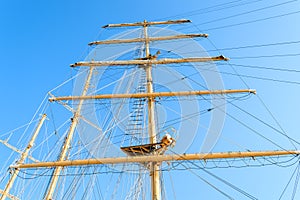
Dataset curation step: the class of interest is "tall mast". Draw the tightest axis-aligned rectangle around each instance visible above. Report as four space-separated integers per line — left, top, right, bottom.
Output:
44 67 95 200
99 19 207 200
6 19 299 199
142 20 161 200
0 114 47 200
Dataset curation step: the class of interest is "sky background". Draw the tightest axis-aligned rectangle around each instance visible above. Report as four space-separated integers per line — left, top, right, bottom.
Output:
0 0 300 199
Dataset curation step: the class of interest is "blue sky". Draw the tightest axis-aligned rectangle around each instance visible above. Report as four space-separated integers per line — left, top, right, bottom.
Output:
0 0 300 199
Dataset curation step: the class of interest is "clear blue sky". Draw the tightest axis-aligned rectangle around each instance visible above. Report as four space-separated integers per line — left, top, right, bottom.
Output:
0 0 300 199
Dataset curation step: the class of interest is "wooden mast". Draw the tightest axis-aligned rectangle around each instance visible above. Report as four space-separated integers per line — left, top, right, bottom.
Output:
44 67 95 200
0 114 47 200
4 19 299 199
141 20 161 200
47 19 270 200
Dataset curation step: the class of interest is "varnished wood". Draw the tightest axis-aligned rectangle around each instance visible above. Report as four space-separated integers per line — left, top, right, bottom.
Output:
88 34 208 45
70 56 229 67
12 150 300 169
102 19 191 28
49 89 256 102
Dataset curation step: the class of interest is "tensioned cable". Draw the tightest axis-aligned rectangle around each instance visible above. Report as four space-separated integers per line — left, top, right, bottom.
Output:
61 166 87 199
201 10 300 31
154 0 244 20
207 40 300 53
84 167 104 199
291 162 300 199
170 150 257 200
164 62 300 87
192 21 300 151
231 53 300 59
95 176 104 199
108 95 243 145
181 63 288 151
201 167 258 200
166 168 177 200
169 40 300 56
218 63 300 73
196 0 298 26
279 162 299 199
183 63 300 85
155 67 298 150
156 67 300 149
225 110 288 150
192 21 251 89
0 119 39 138
154 0 263 22
15 93 48 148
228 102 299 148
204 67 300 85
256 94 299 149
180 162 234 200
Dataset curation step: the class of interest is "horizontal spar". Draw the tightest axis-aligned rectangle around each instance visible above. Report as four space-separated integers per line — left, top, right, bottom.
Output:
70 56 229 67
49 89 256 102
11 150 300 169
88 34 208 45
102 19 191 28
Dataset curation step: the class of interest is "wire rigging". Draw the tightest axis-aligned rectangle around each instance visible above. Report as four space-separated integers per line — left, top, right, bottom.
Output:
201 10 300 31
219 63 300 73
200 168 258 200
228 102 300 148
170 150 258 200
231 53 300 59
279 161 300 199
181 162 235 200
207 40 300 53
193 65 300 85
155 0 263 21
196 0 298 26
291 162 300 199
5 4 300 198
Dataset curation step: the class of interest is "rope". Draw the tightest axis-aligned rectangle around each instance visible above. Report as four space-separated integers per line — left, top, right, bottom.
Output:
202 10 300 32
291 162 300 199
196 0 298 26
170 150 258 200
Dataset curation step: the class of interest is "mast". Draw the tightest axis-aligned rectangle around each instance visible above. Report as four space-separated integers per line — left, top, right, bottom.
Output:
44 67 95 200
4 19 298 199
142 20 161 200
0 114 47 200
92 19 226 200
48 19 266 200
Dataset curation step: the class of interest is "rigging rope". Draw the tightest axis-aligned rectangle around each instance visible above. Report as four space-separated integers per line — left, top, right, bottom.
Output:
170 150 258 200
196 0 298 26
228 101 300 148
208 40 300 53
156 0 263 22
180 162 235 200
291 161 300 199
279 162 299 199
219 63 300 73
231 53 300 59
201 10 300 32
